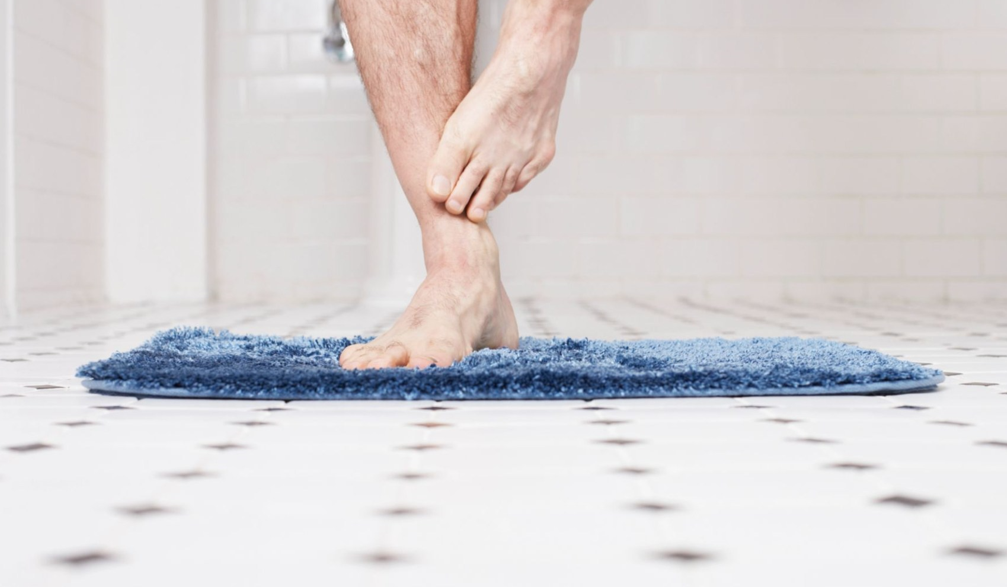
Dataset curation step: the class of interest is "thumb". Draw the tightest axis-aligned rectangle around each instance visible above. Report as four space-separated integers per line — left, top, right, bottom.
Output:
426 137 469 203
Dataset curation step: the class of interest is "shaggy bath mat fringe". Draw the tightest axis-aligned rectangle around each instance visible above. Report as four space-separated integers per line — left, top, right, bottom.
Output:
76 327 944 400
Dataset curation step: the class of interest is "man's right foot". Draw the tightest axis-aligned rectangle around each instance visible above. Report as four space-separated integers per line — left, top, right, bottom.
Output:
425 0 586 223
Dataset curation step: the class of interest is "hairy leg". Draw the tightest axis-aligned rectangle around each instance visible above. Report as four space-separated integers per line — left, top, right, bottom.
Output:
426 0 592 222
338 0 518 369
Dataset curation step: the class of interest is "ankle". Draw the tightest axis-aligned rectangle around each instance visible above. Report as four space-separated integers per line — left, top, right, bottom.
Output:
422 221 500 275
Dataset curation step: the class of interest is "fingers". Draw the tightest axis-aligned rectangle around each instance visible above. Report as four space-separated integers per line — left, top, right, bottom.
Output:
513 144 555 193
513 162 540 193
467 169 506 222
445 156 546 221
486 166 521 212
427 130 472 204
445 162 487 216
501 166 520 197
493 190 512 210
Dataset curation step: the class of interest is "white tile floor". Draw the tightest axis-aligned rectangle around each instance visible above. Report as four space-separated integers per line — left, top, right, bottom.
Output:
1 298 1006 587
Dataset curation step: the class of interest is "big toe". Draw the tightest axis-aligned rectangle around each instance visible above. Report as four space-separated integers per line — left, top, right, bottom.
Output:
362 343 410 370
339 344 377 369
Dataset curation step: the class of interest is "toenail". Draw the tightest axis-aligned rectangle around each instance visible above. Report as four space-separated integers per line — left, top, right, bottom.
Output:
432 175 451 197
446 200 463 214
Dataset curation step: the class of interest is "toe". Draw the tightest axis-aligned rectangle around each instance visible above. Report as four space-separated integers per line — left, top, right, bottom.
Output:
339 344 371 369
446 162 487 216
341 356 366 370
467 168 505 223
340 343 390 370
365 356 394 369
365 342 410 369
407 352 454 369
343 353 378 370
406 356 436 369
427 128 472 203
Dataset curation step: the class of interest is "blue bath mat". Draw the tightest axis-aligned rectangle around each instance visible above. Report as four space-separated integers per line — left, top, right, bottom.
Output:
75 327 944 400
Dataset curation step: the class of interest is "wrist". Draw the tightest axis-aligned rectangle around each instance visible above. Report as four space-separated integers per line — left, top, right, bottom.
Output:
535 0 593 18
504 0 588 35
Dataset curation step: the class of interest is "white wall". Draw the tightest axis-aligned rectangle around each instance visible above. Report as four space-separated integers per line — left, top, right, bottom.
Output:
105 0 207 302
207 0 1007 302
483 0 1007 301
1 0 1005 310
208 0 372 302
0 0 11 319
11 0 105 310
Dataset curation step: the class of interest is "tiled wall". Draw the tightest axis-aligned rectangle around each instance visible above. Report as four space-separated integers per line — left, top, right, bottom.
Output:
483 0 1007 301
12 0 104 310
0 0 10 318
209 0 372 302
104 0 208 303
209 0 1007 302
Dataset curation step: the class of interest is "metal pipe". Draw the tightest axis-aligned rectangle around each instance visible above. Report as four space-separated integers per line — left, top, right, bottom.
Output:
323 1 354 63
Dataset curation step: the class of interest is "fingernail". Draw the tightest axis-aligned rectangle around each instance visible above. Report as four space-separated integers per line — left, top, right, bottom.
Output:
470 207 486 220
446 200 463 214
432 175 451 197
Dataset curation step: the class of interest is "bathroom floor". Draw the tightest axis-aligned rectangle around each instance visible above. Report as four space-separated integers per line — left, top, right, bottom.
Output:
1 298 1006 587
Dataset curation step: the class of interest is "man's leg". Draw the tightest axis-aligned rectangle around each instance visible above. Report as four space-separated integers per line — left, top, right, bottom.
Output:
338 0 518 369
426 0 593 222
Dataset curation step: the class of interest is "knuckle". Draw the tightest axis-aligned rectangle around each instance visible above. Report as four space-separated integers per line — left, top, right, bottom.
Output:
504 166 521 186
442 122 464 145
438 131 469 161
540 141 557 165
467 159 490 176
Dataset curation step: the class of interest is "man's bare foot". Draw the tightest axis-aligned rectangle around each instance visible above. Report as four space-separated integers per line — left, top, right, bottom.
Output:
425 1 586 223
338 228 518 369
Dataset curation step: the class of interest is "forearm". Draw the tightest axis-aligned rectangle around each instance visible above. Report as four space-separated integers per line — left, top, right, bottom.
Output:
509 0 593 17
497 0 590 70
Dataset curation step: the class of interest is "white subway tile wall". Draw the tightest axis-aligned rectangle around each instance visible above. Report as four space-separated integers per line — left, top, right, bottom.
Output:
209 0 372 302
210 0 1007 302
482 0 1007 300
12 0 104 310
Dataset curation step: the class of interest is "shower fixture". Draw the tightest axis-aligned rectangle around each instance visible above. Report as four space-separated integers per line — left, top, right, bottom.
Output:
323 1 354 63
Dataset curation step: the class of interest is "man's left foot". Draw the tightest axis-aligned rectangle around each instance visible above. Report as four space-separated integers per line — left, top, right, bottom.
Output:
338 226 519 370
425 1 585 222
